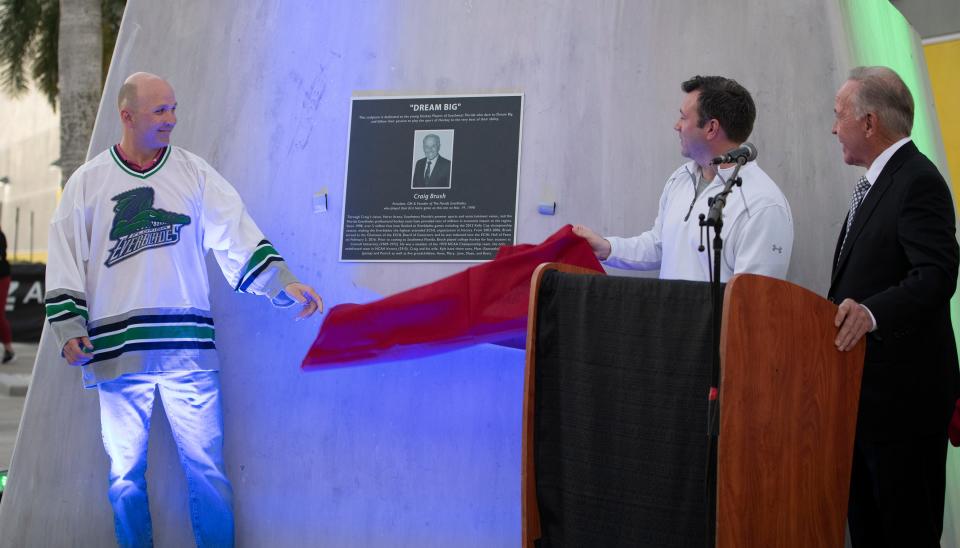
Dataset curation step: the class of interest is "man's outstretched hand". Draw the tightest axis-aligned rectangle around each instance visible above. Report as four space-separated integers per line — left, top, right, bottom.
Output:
285 283 324 320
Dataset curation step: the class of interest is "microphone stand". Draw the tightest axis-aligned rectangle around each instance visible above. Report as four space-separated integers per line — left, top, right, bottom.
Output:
698 157 745 548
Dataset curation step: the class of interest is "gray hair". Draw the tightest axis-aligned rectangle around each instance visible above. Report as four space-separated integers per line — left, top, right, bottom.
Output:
847 66 914 138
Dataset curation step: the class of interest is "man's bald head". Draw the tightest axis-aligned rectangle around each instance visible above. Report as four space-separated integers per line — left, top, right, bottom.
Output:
117 72 178 152
117 72 170 111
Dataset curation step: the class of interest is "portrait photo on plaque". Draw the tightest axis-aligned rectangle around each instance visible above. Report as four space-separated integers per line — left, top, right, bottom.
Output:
411 129 455 190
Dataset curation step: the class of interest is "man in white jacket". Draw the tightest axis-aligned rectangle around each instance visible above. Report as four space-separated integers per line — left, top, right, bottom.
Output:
44 72 322 547
575 75 793 282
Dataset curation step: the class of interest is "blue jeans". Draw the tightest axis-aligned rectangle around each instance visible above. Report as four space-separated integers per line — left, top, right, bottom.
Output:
98 370 234 547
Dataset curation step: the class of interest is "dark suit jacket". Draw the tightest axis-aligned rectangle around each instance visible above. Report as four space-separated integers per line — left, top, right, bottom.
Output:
829 141 960 441
412 155 451 188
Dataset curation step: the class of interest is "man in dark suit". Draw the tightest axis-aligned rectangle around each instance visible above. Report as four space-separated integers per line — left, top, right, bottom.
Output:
412 133 451 188
830 66 960 547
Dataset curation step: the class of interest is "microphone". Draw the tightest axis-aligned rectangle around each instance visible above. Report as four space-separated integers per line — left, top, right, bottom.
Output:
711 142 757 165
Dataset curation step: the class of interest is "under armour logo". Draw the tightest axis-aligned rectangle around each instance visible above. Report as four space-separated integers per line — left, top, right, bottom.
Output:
772 244 783 254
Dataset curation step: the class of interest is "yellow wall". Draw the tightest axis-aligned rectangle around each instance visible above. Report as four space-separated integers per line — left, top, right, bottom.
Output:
925 38 960 199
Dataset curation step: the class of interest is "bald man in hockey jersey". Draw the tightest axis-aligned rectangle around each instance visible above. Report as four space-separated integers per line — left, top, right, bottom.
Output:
44 72 323 547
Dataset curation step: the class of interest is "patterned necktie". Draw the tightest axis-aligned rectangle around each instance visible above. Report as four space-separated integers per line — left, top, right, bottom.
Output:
425 160 432 181
840 175 871 257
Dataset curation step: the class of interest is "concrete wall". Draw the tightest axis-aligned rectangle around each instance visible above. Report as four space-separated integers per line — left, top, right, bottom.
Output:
0 1 953 546
0 90 59 262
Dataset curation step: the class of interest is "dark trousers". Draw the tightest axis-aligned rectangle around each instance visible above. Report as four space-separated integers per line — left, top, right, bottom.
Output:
847 433 948 548
0 276 11 344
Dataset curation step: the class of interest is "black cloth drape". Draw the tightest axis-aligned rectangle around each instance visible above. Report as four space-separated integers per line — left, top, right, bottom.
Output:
533 271 717 547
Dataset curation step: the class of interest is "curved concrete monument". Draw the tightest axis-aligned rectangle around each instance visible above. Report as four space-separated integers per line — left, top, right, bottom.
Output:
0 0 954 546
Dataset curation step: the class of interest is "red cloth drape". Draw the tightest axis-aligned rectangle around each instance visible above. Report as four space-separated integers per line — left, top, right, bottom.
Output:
302 225 603 369
949 398 960 447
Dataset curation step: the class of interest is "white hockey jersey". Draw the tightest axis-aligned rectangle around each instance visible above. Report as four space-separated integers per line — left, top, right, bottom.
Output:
45 145 298 387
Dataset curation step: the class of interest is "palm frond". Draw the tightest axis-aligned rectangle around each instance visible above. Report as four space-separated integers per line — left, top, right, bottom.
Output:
0 0 125 104
0 0 44 96
32 0 57 108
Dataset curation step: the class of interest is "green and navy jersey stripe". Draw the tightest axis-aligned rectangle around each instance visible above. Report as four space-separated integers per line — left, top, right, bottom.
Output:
46 293 89 323
109 145 171 179
88 313 215 363
235 239 284 292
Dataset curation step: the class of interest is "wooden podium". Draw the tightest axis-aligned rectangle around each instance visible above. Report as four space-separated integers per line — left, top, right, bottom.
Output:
521 264 864 547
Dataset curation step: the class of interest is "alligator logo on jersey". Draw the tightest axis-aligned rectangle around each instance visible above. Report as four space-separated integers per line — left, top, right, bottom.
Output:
105 187 191 267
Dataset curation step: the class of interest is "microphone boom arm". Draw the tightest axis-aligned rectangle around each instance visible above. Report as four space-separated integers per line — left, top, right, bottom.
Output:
704 157 746 227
